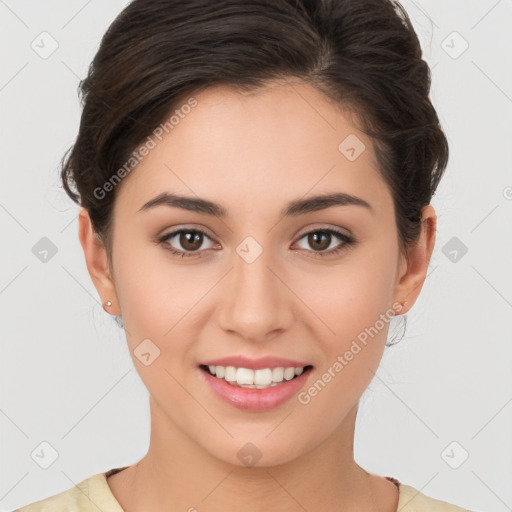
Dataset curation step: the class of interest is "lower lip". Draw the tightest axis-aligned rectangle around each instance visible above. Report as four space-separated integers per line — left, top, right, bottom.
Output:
199 366 313 411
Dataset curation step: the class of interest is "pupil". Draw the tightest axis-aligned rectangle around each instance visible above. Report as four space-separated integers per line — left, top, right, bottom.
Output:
181 231 201 250
310 231 330 251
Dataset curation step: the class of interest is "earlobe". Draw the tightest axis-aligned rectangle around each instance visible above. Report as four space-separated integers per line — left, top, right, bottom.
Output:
78 207 120 315
392 205 437 314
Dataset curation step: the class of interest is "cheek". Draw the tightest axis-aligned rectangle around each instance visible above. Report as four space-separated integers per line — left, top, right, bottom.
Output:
295 261 396 432
114 239 198 328
298 245 397 341
293 241 398 407
112 239 223 377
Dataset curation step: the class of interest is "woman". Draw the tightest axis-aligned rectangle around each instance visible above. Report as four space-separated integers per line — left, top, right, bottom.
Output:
15 0 475 510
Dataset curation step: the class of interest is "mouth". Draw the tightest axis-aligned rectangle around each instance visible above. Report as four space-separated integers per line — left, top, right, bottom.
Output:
199 364 314 389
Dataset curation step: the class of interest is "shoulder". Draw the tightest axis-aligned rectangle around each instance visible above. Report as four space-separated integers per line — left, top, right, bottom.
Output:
12 471 125 512
397 481 476 512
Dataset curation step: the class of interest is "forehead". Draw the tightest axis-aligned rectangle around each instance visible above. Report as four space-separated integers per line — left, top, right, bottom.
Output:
114 80 391 219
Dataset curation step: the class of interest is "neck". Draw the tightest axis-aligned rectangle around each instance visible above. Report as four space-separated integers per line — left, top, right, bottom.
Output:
108 399 392 512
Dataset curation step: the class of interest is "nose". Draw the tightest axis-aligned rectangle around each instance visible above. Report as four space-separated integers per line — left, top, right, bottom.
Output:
217 243 295 343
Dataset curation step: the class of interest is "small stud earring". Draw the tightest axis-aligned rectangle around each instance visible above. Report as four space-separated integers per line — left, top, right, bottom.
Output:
103 300 112 312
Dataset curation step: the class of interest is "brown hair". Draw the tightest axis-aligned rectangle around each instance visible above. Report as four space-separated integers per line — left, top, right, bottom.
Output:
61 0 449 341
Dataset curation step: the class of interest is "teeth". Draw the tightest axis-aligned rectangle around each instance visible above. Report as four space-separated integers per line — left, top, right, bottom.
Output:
283 367 295 381
225 366 236 382
272 367 284 382
205 364 307 388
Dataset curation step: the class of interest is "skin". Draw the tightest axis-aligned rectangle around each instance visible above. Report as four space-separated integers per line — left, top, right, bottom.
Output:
79 79 436 512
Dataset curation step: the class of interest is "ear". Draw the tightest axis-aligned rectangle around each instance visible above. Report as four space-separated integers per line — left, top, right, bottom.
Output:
78 207 120 315
392 204 437 314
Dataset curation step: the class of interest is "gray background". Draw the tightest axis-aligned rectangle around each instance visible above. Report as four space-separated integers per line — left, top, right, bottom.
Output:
1 1 511 511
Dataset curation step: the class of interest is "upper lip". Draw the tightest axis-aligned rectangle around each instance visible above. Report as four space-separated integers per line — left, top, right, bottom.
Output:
200 355 312 370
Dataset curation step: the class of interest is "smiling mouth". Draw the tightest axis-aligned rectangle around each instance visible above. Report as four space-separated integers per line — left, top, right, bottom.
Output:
199 364 314 389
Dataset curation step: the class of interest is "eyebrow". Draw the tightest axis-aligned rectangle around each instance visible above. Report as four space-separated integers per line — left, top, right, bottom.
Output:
138 191 373 217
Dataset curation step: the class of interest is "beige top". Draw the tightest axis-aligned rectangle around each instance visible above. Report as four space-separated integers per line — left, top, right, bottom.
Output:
14 468 475 511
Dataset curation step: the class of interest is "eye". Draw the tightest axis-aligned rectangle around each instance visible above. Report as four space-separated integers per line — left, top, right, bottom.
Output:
294 228 356 257
158 228 218 258
158 227 356 259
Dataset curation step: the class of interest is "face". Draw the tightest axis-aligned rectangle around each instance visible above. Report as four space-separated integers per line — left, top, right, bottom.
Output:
82 80 433 468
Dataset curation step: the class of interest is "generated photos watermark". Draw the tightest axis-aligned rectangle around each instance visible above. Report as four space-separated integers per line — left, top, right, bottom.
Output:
297 301 405 405
93 96 198 200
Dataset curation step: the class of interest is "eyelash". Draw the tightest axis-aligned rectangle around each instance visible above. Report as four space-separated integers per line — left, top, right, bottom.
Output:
158 227 356 259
